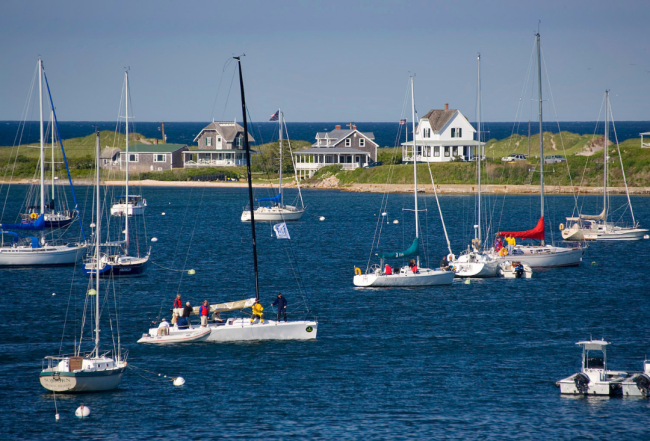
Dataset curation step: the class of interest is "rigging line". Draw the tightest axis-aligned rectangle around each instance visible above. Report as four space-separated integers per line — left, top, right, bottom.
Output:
210 58 232 122
609 103 636 225
220 66 238 121
175 185 207 297
426 160 452 255
577 95 606 217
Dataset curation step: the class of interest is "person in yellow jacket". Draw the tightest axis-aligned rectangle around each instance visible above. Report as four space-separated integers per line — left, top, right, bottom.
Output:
506 236 516 255
251 299 265 324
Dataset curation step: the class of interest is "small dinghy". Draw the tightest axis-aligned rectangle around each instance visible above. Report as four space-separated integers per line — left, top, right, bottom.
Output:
498 260 532 278
137 325 211 345
556 339 628 396
622 360 650 397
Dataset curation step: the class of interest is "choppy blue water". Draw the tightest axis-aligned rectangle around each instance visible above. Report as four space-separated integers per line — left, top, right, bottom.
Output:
1 120 649 148
2 184 650 439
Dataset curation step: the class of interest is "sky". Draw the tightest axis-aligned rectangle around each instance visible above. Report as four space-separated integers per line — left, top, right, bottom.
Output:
1 0 648 123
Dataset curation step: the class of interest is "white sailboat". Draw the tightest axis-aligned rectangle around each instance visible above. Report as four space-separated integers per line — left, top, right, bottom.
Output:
241 109 305 222
451 54 499 278
40 131 127 393
139 57 317 343
84 71 150 277
562 91 648 241
0 58 87 266
353 76 454 287
488 33 584 269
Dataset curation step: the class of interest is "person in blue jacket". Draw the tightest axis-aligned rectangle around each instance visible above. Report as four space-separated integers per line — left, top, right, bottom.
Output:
272 293 288 322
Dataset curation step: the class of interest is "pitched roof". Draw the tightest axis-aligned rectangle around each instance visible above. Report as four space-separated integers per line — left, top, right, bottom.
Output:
421 109 457 132
100 147 121 159
122 143 187 153
315 129 375 141
193 121 255 143
295 147 371 155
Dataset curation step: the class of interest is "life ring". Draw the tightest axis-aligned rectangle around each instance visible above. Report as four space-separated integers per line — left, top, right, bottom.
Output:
499 248 508 257
447 253 455 262
354 267 361 276
559 223 565 231
30 212 38 220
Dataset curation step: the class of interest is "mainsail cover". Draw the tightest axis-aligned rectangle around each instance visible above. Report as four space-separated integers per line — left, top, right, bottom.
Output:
377 237 419 259
173 297 256 316
579 208 607 221
256 194 281 203
498 216 545 240
0 214 45 231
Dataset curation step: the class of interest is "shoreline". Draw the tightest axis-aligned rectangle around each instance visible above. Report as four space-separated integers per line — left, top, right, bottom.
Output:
2 179 649 195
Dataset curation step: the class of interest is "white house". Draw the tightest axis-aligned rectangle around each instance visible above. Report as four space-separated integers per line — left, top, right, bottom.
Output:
402 104 483 162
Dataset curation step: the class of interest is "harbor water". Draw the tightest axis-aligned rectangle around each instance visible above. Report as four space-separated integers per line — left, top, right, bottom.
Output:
2 186 650 439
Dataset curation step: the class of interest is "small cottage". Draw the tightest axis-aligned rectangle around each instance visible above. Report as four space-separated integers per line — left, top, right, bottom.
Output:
119 144 188 173
100 147 121 170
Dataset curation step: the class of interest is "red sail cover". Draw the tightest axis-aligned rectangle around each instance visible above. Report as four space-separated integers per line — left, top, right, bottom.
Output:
498 216 545 240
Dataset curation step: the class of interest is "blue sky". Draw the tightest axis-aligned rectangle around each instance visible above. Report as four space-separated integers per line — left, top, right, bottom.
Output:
1 0 648 122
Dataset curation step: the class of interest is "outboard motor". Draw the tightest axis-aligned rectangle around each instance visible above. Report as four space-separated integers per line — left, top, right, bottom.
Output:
634 373 650 397
574 372 590 393
514 264 524 279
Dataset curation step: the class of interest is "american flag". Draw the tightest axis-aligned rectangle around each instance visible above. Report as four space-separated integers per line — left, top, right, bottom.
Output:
269 111 279 121
399 119 406 125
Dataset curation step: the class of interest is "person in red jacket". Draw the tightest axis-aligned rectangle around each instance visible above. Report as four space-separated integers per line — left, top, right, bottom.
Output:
199 300 210 327
173 294 182 310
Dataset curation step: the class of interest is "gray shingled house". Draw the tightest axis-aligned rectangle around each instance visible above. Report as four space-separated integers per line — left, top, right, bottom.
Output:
119 144 188 173
293 125 378 179
185 120 255 167
100 147 121 170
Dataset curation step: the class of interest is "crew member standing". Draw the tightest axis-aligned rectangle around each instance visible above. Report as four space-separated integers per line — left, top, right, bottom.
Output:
272 293 288 323
251 300 265 324
199 300 210 327
173 294 182 310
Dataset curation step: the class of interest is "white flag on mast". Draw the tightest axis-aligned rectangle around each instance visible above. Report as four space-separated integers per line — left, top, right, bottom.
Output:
273 222 291 239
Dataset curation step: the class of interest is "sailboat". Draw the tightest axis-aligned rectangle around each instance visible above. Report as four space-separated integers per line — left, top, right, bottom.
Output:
488 33 584 268
83 71 150 277
561 91 648 241
40 131 127 393
241 109 305 222
353 76 454 287
0 58 87 266
139 57 317 344
450 54 499 278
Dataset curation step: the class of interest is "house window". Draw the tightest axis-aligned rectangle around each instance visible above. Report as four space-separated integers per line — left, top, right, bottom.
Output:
206 137 212 147
434 146 440 157
236 136 243 147
359 139 365 147
154 154 166 162
444 147 450 157
424 128 431 138
452 146 458 156
345 138 351 147
129 154 138 162
451 128 456 138
458 128 462 138
217 137 222 143
103 159 109 164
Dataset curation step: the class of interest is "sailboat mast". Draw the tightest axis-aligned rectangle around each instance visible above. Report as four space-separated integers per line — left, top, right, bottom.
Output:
536 32 545 246
236 57 260 301
603 90 609 222
39 59 45 216
51 110 55 202
477 53 482 245
278 108 283 206
124 71 130 255
410 76 419 267
95 130 101 355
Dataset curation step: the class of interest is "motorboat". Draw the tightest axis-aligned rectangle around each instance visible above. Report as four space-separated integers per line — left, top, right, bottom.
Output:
110 195 147 216
622 360 650 397
556 339 627 396
137 326 211 345
498 260 532 278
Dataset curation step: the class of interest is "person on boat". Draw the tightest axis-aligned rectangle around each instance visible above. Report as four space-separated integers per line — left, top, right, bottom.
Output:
384 264 392 275
171 313 178 326
409 259 418 274
173 294 182 310
251 300 265 324
212 311 223 323
440 255 449 270
157 318 170 336
199 300 210 327
495 237 503 252
506 236 515 255
182 301 193 325
272 293 288 323
177 314 189 329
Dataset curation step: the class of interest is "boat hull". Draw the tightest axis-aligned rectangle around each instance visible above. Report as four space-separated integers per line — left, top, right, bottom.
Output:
0 244 86 266
453 260 499 278
40 367 126 393
241 206 304 222
354 268 454 287
137 327 211 344
83 255 149 277
206 319 317 341
492 245 584 268
110 202 146 216
583 228 649 241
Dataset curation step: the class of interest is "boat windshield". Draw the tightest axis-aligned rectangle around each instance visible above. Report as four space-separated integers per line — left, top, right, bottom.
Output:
585 353 605 369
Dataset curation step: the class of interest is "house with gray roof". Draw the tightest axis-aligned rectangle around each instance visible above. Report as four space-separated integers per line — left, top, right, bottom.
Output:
100 147 121 171
120 143 188 173
294 124 378 179
185 120 255 167
402 104 482 163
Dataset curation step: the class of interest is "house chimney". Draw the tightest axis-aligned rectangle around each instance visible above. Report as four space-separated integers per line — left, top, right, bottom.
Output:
161 121 166 144
445 103 449 111
335 125 341 130
352 125 357 130
154 139 158 144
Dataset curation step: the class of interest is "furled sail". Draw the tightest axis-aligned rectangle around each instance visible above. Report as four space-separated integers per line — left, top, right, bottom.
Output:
579 208 607 221
377 237 419 259
0 214 45 231
256 194 281 203
498 216 545 240
173 298 256 316
0 231 40 248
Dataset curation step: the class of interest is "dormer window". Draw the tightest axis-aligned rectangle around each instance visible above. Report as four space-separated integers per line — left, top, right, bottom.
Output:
424 128 431 138
345 138 351 147
359 139 365 147
206 136 212 147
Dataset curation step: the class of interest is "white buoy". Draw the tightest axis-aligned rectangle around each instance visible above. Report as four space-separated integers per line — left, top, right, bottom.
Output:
173 377 185 386
55 413 60 420
162 212 166 216
644 234 649 239
75 405 90 418
188 269 196 275
52 293 56 296
393 220 399 224
319 216 325 221
464 279 471 285
382 212 387 216
151 237 158 242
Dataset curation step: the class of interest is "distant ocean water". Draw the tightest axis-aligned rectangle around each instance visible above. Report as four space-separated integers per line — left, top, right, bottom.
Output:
1 120 649 148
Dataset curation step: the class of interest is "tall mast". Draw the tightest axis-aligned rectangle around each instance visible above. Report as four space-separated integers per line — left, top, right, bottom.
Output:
278 108 283 206
235 57 260 301
94 130 101 355
410 75 419 267
51 110 55 202
39 59 45 216
603 90 609 220
536 32 545 246
124 71 130 255
477 53 482 245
